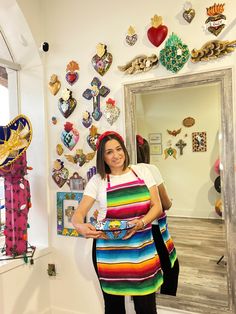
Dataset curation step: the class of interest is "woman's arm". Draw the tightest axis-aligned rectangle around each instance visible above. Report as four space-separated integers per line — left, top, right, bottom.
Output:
71 195 103 239
158 183 172 211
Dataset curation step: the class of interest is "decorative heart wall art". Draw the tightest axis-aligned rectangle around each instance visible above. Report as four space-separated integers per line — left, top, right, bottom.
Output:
147 15 168 47
58 88 77 118
65 60 79 85
87 125 100 151
61 122 79 151
183 3 195 23
0 114 32 168
103 98 120 125
126 26 138 46
159 33 190 73
52 159 69 188
48 74 61 95
205 3 226 36
91 43 113 76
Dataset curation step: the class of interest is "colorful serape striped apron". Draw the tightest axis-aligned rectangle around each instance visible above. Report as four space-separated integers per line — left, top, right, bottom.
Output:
158 212 177 268
96 169 163 296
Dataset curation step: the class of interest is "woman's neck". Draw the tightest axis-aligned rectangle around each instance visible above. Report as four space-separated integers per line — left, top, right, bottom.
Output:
110 166 130 176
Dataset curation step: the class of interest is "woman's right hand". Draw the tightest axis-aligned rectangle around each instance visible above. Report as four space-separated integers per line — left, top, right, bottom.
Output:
74 223 103 239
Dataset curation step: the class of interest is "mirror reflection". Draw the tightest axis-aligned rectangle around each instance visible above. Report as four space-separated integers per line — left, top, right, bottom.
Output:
124 69 234 314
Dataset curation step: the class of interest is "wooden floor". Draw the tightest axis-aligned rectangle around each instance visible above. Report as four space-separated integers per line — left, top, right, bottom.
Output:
156 217 230 314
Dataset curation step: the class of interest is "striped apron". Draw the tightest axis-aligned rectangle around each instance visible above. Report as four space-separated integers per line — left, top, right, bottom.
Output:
158 212 177 268
96 169 163 296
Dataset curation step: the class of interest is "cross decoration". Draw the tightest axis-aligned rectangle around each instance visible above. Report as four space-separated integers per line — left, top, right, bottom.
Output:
82 77 110 121
175 139 187 155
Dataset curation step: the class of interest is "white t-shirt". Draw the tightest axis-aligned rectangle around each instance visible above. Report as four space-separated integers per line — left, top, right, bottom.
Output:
138 163 163 186
84 163 155 220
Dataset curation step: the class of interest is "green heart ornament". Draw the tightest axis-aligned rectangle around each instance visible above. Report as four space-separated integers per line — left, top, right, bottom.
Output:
160 33 190 73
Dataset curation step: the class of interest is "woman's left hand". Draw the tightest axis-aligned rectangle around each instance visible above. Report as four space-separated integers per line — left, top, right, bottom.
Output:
122 218 144 240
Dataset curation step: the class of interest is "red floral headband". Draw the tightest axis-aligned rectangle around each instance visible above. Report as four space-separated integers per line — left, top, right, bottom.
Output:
96 131 124 150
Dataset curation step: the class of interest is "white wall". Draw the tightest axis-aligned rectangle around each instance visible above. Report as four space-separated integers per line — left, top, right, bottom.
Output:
137 84 221 218
0 253 51 314
0 1 50 314
0 0 235 313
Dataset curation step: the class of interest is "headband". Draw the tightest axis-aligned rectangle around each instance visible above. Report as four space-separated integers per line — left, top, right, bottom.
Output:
96 131 124 150
136 134 144 146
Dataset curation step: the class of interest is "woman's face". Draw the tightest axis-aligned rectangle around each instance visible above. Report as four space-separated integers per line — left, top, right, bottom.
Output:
104 139 125 171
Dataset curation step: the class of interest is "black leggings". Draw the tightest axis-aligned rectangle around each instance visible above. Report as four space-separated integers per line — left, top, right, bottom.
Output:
92 240 157 314
152 224 179 296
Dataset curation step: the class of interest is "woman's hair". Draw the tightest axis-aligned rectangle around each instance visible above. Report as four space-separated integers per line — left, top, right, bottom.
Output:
136 135 150 164
96 132 130 179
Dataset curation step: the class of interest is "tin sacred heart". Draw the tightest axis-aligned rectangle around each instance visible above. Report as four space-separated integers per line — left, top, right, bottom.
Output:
91 43 113 76
147 15 168 47
58 88 77 118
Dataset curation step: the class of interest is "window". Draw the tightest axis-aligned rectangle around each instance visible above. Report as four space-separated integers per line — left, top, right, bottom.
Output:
0 29 20 237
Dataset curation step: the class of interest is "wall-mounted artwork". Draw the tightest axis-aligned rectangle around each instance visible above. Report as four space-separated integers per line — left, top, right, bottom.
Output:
192 132 207 152
149 133 162 144
150 144 162 155
57 192 83 237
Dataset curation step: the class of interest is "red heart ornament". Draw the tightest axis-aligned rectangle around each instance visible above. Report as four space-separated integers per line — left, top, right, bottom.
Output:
66 72 78 85
147 15 168 47
147 25 168 47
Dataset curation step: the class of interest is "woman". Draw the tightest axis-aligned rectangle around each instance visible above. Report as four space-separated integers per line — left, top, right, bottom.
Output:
136 135 179 296
72 131 163 314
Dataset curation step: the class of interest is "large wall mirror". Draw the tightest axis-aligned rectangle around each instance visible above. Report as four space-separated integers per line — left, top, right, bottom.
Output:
124 68 236 314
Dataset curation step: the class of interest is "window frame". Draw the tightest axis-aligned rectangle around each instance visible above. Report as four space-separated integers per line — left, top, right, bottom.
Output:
0 52 20 237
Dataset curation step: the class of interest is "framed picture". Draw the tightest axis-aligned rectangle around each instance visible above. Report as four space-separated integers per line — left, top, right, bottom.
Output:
150 144 162 155
57 192 84 237
149 133 162 144
192 132 207 152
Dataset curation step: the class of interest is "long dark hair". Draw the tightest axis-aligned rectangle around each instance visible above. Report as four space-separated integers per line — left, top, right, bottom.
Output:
136 135 150 164
96 132 130 179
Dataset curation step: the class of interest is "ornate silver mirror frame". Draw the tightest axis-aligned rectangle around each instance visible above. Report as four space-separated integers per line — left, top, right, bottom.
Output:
124 68 236 314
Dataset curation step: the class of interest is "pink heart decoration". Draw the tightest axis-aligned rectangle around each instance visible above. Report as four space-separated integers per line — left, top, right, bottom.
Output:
66 72 79 85
61 130 79 150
